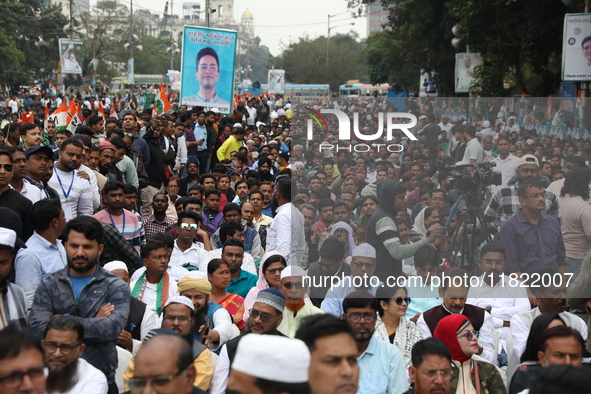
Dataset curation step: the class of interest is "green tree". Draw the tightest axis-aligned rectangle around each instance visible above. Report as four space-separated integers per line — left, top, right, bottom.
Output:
273 33 366 91
0 0 67 84
237 36 271 84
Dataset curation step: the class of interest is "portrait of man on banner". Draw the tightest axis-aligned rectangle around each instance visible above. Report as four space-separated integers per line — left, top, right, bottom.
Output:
183 47 229 107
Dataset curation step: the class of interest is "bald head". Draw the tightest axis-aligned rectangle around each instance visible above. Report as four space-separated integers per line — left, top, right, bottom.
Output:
134 335 196 393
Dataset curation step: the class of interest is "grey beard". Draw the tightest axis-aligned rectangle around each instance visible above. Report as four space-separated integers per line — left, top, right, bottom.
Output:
46 360 79 393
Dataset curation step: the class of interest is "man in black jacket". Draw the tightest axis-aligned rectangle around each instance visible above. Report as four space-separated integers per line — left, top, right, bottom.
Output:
141 127 166 217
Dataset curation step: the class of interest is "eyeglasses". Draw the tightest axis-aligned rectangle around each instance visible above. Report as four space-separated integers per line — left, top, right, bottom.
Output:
128 367 188 391
282 282 304 290
393 297 411 305
0 367 48 388
43 342 82 355
421 369 452 379
457 330 479 341
180 223 198 230
523 193 546 199
482 259 505 267
163 316 191 323
250 308 277 322
351 261 375 270
346 312 376 323
266 267 285 275
0 164 13 172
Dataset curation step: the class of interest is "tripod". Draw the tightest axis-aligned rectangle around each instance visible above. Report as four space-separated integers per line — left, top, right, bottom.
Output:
446 203 492 272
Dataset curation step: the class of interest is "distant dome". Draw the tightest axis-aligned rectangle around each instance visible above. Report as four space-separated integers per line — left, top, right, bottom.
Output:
242 8 252 18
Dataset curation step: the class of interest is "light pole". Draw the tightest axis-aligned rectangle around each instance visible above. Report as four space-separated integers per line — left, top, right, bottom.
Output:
124 0 142 96
62 0 86 94
326 20 355 67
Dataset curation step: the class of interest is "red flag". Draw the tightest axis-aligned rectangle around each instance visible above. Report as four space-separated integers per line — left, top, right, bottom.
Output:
66 99 77 126
44 105 49 121
21 112 30 124
98 103 106 119
109 107 118 120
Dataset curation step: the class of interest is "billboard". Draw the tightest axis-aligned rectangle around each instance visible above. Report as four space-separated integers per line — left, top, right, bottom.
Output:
455 52 481 93
59 38 84 75
168 70 181 91
268 69 285 94
419 70 437 97
562 13 591 81
180 26 237 114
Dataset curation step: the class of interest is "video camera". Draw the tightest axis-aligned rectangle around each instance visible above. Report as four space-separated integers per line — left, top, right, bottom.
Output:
445 162 502 210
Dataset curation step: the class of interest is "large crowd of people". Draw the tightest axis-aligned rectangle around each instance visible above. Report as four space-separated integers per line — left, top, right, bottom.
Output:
0 90 589 394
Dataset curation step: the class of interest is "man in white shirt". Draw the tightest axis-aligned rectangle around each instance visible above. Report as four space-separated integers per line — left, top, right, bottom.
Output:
43 315 108 394
467 242 529 365
170 210 211 271
267 178 305 267
438 115 453 142
459 125 483 166
46 139 94 220
480 120 496 139
491 135 519 192
509 268 588 364
245 99 258 127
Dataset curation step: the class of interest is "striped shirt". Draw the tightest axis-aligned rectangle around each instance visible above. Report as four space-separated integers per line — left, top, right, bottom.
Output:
93 209 142 253
47 168 94 220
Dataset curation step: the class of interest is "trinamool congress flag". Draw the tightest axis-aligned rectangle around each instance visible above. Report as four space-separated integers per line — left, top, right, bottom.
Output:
180 26 237 115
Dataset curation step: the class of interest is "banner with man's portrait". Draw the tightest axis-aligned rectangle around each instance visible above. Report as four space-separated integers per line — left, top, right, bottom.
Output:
59 38 84 75
562 13 591 81
180 26 237 114
455 53 481 93
268 69 285 94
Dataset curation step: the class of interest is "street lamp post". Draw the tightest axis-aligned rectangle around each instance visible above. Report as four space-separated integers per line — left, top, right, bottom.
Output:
124 0 142 97
326 12 354 68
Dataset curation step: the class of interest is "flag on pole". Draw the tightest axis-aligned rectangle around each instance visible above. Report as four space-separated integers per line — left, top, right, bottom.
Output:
44 105 49 121
575 91 584 127
48 100 67 130
48 82 57 97
154 83 171 116
109 107 118 120
98 103 106 119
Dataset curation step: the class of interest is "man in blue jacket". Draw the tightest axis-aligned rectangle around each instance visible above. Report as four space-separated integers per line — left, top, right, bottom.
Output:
29 216 130 394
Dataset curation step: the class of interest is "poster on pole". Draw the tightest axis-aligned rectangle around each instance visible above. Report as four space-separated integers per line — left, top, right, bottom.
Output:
268 69 285 94
127 59 135 85
58 38 84 75
562 13 591 81
419 70 437 97
168 70 182 91
180 26 237 114
455 52 481 93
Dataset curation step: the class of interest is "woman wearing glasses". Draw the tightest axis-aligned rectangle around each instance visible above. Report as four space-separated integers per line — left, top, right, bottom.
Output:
375 285 423 369
242 251 287 322
434 314 507 394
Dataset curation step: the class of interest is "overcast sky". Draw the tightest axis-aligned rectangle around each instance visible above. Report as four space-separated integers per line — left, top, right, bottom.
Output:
92 0 367 56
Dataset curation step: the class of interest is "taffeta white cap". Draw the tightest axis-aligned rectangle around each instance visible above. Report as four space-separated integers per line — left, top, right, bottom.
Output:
103 261 128 273
232 334 310 383
0 228 16 248
352 243 376 259
280 265 307 280
164 296 195 311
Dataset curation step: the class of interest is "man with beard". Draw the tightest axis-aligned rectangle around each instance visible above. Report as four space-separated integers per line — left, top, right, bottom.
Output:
93 181 141 254
123 297 214 392
510 267 588 364
341 291 406 394
405 338 452 394
209 287 286 394
178 272 239 351
210 203 262 258
259 181 274 217
121 113 150 168
232 180 249 205
46 139 94 221
221 239 257 298
97 141 123 183
241 201 269 252
30 216 130 393
42 316 108 394
142 193 176 240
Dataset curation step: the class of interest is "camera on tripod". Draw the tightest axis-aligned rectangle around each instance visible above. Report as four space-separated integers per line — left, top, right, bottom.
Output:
445 162 502 209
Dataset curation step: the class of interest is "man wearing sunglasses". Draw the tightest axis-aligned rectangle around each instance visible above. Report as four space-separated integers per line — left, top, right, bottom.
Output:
170 210 211 272
42 316 108 394
466 242 530 367
277 266 323 338
322 243 382 318
342 291 407 394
